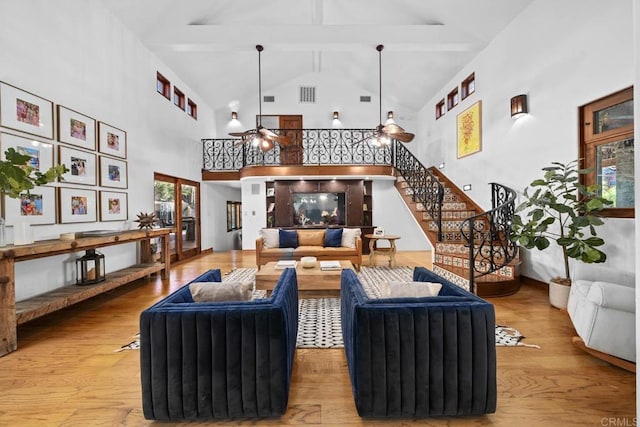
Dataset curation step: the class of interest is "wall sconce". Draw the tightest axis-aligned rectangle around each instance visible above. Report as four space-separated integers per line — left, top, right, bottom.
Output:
385 110 395 125
231 111 238 120
438 162 445 169
463 184 472 191
332 111 342 128
510 94 528 118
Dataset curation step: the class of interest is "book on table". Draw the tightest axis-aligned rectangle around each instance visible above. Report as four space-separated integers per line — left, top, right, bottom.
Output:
320 260 342 271
275 260 297 270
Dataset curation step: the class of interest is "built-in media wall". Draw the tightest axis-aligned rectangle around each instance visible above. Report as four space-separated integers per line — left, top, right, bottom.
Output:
265 179 371 229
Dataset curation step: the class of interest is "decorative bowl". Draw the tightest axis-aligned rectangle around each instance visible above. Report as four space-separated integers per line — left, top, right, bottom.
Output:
300 256 317 268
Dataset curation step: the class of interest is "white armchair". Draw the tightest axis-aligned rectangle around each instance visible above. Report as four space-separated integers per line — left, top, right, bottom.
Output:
567 263 635 369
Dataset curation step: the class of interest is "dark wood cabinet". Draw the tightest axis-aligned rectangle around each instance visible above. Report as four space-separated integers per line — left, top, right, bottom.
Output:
265 179 373 231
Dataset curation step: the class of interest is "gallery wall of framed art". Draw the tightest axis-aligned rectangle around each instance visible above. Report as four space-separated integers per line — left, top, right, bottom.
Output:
0 80 129 230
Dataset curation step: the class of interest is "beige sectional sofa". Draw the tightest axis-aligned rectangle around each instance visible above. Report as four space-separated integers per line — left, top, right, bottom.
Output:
256 228 362 271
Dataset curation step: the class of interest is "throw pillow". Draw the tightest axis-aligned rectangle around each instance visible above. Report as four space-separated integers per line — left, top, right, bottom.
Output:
298 230 325 246
380 281 443 298
341 228 362 248
189 281 253 302
260 228 279 249
279 229 299 248
324 228 343 247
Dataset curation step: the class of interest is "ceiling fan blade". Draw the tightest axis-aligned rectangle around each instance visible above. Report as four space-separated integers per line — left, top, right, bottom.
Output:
382 123 415 142
392 132 415 143
229 129 255 138
259 128 292 145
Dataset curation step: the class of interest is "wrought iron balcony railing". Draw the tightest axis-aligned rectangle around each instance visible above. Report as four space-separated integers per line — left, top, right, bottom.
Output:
203 128 395 171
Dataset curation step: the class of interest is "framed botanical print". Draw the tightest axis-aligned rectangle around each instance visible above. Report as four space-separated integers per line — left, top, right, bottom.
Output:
57 106 96 150
98 122 127 159
99 155 128 189
457 100 482 158
99 190 128 221
0 82 54 139
0 132 54 176
58 187 97 223
58 146 97 186
4 186 56 226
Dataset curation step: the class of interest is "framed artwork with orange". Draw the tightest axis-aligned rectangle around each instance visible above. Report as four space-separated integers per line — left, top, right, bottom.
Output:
457 100 482 158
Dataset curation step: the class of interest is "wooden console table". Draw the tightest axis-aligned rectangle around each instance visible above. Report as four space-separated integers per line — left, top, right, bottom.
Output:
0 228 172 357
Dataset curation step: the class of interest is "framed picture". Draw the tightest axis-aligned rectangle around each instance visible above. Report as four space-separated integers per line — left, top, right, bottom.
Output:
457 100 482 158
59 146 97 186
99 190 128 221
0 82 54 139
4 186 56 226
0 132 54 175
98 122 127 159
57 106 96 150
58 187 97 223
373 227 385 237
99 155 128 189
266 187 275 197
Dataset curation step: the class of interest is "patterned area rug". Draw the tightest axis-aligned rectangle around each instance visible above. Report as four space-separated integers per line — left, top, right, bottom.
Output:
116 267 539 351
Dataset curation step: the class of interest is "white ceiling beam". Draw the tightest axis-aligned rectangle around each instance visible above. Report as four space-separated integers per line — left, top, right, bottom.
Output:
146 24 477 52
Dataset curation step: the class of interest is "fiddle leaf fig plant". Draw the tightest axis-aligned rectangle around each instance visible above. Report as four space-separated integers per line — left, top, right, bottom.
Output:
510 160 612 285
0 147 68 198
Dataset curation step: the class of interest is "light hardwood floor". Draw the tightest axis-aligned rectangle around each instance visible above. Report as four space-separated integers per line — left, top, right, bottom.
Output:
0 250 635 426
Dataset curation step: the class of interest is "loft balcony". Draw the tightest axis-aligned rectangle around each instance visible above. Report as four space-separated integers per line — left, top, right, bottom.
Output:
202 128 396 180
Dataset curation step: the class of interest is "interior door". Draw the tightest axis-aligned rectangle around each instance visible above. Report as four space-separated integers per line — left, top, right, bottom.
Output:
154 173 200 262
279 115 303 165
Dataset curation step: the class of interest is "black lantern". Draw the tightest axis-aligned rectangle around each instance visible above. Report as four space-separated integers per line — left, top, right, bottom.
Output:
76 249 106 285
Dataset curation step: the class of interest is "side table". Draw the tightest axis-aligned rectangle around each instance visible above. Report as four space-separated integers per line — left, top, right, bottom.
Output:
364 234 401 267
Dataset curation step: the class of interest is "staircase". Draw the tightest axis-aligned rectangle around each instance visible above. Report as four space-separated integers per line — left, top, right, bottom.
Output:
394 144 520 297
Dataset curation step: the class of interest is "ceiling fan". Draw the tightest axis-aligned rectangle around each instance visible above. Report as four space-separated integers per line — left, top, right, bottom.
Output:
355 44 415 146
229 45 291 151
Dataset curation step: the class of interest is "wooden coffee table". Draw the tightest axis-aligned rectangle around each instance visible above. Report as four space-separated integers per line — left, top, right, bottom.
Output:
255 260 354 294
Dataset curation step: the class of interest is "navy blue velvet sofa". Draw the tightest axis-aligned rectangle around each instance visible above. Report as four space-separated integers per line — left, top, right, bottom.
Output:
140 268 299 421
341 267 496 418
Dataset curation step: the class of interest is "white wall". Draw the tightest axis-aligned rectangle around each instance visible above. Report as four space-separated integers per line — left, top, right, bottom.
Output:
216 71 417 135
0 0 215 301
417 0 636 281
203 183 242 251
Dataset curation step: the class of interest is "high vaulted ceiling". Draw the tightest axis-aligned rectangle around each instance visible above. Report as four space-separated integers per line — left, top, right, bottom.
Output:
102 0 532 114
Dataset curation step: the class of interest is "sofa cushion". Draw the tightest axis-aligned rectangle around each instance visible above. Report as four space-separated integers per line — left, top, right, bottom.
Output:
324 228 343 247
297 229 325 246
279 229 298 248
260 228 279 249
189 281 253 302
380 281 442 298
341 228 361 248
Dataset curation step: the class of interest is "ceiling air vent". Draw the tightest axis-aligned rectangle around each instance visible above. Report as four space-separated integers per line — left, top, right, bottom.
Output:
299 86 316 103
360 95 371 102
263 95 275 103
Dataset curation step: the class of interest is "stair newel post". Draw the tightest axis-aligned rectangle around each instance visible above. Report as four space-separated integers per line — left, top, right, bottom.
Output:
468 216 476 294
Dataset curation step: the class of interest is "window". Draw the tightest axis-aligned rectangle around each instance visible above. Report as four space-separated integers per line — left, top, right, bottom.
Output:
435 99 446 119
461 73 475 100
173 87 185 110
227 201 242 231
187 99 197 120
156 72 170 100
580 86 634 218
447 87 459 110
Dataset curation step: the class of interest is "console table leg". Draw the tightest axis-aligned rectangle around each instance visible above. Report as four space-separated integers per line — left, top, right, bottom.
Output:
161 235 170 279
0 258 17 357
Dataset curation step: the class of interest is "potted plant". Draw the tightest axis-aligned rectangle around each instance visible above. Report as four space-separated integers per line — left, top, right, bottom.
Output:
0 147 67 245
510 160 612 309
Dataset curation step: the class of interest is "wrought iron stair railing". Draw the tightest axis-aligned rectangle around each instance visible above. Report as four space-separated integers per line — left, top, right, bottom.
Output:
393 143 444 240
460 183 518 294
